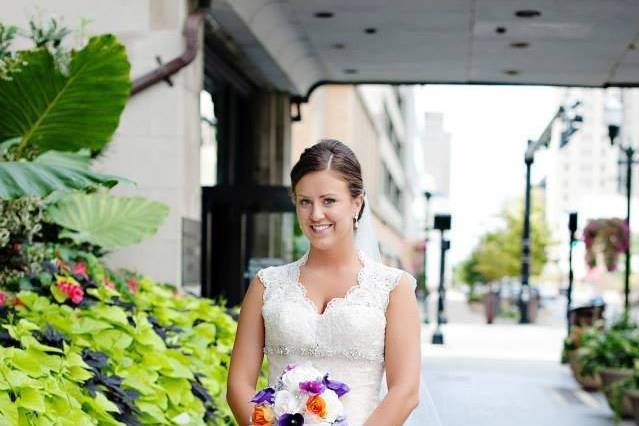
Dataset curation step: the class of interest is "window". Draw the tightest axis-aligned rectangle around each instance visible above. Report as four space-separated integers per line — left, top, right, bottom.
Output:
382 164 402 207
384 104 402 158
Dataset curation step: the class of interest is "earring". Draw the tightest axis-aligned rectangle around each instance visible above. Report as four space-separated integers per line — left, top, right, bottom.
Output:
354 215 359 229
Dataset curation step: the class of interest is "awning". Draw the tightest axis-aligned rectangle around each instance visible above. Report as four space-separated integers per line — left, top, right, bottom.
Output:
207 1 639 98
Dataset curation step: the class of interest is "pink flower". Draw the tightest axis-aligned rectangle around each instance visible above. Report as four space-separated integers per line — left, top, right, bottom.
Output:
72 261 89 279
126 278 139 293
103 276 115 290
0 292 6 306
57 280 84 305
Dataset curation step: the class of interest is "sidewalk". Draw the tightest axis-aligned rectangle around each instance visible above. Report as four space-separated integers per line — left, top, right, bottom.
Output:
405 289 633 426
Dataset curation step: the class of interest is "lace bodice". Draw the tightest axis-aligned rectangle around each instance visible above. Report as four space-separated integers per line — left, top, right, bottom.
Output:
258 251 416 426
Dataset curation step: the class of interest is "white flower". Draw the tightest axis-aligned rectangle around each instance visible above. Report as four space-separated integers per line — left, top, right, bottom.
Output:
302 389 344 424
273 390 303 418
322 389 344 421
281 362 322 393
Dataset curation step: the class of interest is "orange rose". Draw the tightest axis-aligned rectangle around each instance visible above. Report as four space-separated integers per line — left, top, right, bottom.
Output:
251 405 275 426
306 395 327 418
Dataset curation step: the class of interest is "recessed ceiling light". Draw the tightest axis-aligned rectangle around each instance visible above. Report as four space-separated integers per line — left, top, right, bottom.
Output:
314 11 334 18
503 69 521 76
344 69 358 75
510 42 530 48
364 28 377 34
515 10 541 18
332 43 345 49
496 27 507 34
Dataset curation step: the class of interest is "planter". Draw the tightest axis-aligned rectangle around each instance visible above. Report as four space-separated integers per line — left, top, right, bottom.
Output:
568 304 605 328
567 350 601 391
484 291 497 324
600 368 634 419
625 389 639 426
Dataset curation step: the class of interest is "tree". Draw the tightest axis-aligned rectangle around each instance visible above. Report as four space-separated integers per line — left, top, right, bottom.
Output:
462 192 551 284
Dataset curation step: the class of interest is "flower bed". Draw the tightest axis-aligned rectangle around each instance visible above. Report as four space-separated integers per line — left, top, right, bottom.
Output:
0 244 259 425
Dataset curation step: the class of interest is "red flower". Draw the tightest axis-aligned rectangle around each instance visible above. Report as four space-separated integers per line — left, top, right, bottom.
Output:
0 292 6 306
57 280 84 304
72 261 89 279
126 278 139 293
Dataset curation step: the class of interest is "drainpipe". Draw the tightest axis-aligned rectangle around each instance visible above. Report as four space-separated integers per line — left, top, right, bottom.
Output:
131 9 206 96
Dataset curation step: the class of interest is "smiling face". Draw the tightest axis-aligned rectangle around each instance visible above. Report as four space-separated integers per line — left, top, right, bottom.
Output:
294 169 363 251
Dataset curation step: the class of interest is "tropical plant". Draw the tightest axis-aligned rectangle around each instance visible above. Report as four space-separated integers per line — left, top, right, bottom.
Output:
0 18 131 199
45 192 169 250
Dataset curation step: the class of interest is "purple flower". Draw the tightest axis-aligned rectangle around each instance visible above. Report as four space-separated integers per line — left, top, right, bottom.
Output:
278 413 304 426
323 374 350 398
299 380 325 394
333 416 348 426
250 387 275 404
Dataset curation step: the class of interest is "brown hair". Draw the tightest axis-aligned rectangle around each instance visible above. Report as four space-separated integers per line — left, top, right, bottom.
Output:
290 139 365 220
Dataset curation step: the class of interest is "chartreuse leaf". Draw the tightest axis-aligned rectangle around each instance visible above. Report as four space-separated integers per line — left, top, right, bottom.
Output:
89 305 129 326
50 283 68 303
16 387 45 412
95 391 119 413
0 393 18 425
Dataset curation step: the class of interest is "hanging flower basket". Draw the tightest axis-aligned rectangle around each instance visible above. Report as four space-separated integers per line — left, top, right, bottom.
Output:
583 218 629 272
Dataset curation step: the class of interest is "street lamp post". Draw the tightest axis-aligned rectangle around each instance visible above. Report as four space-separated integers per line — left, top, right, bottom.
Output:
520 102 582 324
432 213 451 345
423 191 433 324
566 212 577 336
605 92 636 311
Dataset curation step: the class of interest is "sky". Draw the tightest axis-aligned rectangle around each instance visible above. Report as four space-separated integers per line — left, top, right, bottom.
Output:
415 85 561 264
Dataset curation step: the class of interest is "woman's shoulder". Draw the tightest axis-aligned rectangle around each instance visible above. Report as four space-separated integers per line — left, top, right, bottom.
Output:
363 257 417 293
255 255 304 288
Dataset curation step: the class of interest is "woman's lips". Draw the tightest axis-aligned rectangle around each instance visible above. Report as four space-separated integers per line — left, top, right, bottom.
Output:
310 224 333 234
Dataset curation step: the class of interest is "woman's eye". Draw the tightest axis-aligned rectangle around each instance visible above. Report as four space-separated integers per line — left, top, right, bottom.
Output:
299 199 311 206
323 198 336 205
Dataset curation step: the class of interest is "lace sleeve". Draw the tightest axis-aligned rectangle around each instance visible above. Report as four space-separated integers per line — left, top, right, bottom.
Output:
256 268 269 289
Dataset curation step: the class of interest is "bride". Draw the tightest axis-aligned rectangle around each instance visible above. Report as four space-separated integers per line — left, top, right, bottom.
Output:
226 139 421 425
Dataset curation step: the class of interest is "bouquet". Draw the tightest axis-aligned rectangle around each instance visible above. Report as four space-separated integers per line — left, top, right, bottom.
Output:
250 362 350 426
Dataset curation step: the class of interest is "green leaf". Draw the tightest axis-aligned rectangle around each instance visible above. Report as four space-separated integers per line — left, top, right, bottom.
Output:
137 402 167 423
0 35 131 152
90 305 130 327
0 392 18 424
50 283 68 303
16 387 45 412
0 160 120 198
94 391 119 413
46 192 169 249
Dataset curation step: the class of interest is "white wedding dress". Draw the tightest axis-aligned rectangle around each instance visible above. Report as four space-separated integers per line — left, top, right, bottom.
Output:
258 250 416 426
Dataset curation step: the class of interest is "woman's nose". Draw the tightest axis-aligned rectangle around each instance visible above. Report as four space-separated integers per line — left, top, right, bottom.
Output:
310 203 324 220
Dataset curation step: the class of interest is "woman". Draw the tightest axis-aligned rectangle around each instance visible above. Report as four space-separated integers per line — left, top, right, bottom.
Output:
227 139 421 425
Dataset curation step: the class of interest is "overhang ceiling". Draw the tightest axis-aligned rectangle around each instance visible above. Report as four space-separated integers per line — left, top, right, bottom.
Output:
207 0 639 98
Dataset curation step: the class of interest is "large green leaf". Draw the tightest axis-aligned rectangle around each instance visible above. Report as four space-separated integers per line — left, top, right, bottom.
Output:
0 34 131 152
0 161 120 198
46 193 169 249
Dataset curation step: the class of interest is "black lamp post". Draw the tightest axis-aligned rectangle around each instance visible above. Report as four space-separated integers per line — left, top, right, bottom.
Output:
432 213 451 345
566 212 577 335
423 191 433 324
605 92 635 311
520 102 583 324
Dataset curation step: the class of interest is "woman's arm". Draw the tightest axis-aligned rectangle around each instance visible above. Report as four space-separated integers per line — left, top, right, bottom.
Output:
363 274 421 426
226 276 266 426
